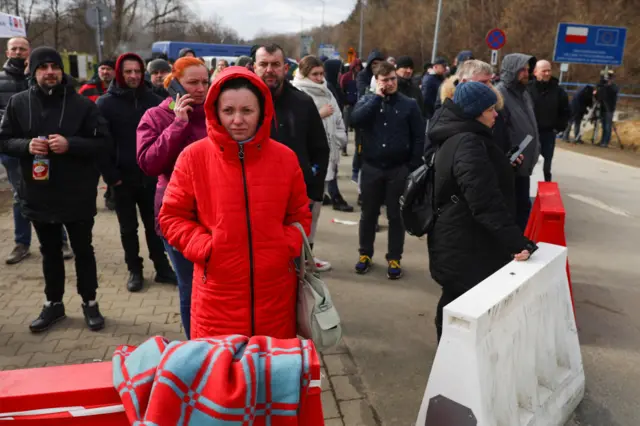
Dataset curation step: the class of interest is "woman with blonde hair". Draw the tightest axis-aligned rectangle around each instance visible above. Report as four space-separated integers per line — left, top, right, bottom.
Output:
292 55 352 271
136 56 209 338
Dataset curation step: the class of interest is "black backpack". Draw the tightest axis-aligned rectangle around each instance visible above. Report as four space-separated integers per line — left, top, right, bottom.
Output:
400 136 463 237
399 150 438 237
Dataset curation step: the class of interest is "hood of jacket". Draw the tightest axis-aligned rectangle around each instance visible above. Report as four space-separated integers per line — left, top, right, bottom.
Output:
350 58 363 72
500 53 535 88
3 58 27 78
204 66 274 151
428 98 492 147
113 52 146 91
365 50 384 72
323 59 342 88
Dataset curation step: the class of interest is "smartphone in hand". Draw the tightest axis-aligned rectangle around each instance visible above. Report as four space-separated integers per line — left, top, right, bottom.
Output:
167 79 188 100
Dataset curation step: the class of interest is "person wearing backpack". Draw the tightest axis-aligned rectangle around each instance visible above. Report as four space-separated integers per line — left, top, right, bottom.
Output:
427 82 537 341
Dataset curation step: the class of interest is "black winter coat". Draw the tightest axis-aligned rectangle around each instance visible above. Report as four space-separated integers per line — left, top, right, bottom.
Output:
0 77 109 223
351 91 425 171
527 77 570 132
0 59 29 118
96 80 162 185
270 81 330 201
398 76 425 118
427 100 535 293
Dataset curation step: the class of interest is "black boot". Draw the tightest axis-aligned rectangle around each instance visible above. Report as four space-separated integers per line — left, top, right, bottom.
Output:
155 263 177 284
332 195 355 212
322 194 332 206
127 271 144 292
30 302 66 333
82 302 105 331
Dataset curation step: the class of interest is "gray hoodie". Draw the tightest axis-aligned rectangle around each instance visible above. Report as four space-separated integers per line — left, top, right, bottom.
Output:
496 53 540 177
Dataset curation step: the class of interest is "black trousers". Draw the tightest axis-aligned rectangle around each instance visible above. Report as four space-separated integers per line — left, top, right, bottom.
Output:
113 181 168 273
435 286 466 342
359 162 408 261
33 219 98 304
539 130 556 182
514 175 531 232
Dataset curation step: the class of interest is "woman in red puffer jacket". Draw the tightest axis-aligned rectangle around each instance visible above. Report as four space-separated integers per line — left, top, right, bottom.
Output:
159 67 311 339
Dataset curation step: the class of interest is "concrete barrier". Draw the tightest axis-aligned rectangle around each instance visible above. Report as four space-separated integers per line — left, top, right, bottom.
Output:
417 243 584 426
530 155 544 199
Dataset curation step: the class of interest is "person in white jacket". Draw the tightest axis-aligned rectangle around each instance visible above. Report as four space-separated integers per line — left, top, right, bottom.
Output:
292 55 354 271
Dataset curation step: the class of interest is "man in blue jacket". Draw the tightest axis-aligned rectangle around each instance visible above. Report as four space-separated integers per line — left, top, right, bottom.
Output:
351 61 425 280
421 56 447 120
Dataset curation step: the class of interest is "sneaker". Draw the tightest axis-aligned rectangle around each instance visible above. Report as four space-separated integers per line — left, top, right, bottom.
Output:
62 243 74 260
6 243 30 265
314 258 332 272
127 271 144 292
155 266 177 284
29 302 66 333
387 260 403 280
82 302 105 331
355 255 372 274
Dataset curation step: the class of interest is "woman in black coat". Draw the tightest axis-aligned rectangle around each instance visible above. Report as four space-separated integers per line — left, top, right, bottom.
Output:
427 82 537 341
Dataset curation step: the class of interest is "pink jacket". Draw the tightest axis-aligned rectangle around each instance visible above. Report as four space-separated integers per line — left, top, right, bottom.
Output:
136 97 207 235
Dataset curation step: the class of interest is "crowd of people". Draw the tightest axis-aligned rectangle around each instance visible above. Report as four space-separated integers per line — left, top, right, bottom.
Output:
0 36 617 341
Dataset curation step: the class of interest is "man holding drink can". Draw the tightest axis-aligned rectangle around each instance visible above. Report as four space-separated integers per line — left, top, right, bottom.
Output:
0 47 109 332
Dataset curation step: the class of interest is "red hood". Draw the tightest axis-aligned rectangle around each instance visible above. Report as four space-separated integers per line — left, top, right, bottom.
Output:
204 66 274 150
115 52 145 88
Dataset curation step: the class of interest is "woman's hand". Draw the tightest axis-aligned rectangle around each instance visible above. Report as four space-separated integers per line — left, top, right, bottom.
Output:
174 93 194 122
514 250 531 261
319 104 334 118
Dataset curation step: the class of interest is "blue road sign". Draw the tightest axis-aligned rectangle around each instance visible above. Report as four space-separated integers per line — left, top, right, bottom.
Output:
553 23 627 66
485 28 506 50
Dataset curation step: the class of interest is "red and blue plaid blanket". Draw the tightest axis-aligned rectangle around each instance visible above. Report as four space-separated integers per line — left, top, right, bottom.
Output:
112 335 321 425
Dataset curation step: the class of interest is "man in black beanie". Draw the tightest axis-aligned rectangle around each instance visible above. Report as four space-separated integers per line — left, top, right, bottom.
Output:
0 46 109 332
395 55 425 117
146 58 171 98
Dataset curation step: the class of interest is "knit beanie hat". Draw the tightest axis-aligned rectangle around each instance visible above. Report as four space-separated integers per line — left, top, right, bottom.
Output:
453 81 497 119
147 58 172 74
99 59 116 69
29 46 63 76
178 47 196 58
395 56 414 70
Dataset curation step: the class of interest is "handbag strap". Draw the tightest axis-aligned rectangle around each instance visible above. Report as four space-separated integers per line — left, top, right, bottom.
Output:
292 222 317 280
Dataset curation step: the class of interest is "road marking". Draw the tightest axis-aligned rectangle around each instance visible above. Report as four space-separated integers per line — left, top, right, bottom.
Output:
567 193 632 218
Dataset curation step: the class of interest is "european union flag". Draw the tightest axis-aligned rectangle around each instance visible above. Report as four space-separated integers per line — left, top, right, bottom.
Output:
596 29 619 47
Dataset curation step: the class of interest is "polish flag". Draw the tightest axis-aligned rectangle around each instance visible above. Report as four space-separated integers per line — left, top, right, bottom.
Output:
565 26 588 44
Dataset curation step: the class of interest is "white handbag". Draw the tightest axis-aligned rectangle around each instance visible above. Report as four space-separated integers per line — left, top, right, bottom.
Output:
292 223 342 350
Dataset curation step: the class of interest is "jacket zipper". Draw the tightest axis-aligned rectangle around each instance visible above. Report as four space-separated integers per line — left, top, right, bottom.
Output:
238 144 256 336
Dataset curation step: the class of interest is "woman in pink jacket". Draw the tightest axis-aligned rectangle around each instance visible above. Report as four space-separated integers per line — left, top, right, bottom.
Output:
136 57 209 338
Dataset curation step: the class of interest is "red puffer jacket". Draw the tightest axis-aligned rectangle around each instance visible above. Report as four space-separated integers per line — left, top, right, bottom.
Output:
159 67 312 339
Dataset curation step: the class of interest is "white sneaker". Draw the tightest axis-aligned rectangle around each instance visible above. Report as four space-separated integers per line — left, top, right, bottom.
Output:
313 258 332 272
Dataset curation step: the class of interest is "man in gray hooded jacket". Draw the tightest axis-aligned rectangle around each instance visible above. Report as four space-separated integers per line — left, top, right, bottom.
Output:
495 53 539 231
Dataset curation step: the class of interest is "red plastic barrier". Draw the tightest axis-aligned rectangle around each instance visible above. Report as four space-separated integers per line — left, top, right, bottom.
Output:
0 355 324 425
525 181 574 309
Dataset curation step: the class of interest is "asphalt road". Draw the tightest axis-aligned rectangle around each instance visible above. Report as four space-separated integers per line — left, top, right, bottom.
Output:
312 146 640 425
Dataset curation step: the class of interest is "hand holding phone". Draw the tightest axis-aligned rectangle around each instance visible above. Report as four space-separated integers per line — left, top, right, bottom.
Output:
167 78 188 100
174 93 194 122
509 135 533 164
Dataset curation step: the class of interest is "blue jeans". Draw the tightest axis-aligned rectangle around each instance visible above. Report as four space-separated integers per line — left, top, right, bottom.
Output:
162 238 194 339
1 154 68 246
600 112 614 147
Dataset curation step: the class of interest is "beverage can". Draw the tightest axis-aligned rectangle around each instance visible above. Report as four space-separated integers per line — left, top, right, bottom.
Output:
33 137 50 181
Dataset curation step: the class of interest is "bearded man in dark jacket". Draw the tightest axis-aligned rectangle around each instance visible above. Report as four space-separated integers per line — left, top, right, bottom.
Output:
0 47 109 333
395 56 425 117
97 52 176 292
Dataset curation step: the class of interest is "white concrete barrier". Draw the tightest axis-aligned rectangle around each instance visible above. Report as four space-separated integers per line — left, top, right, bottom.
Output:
531 155 544 198
417 243 584 426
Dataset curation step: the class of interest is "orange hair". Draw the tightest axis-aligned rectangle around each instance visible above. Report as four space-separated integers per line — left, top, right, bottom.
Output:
163 57 206 88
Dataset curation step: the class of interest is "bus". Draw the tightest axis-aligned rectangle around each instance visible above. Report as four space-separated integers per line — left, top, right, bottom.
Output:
151 41 252 62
